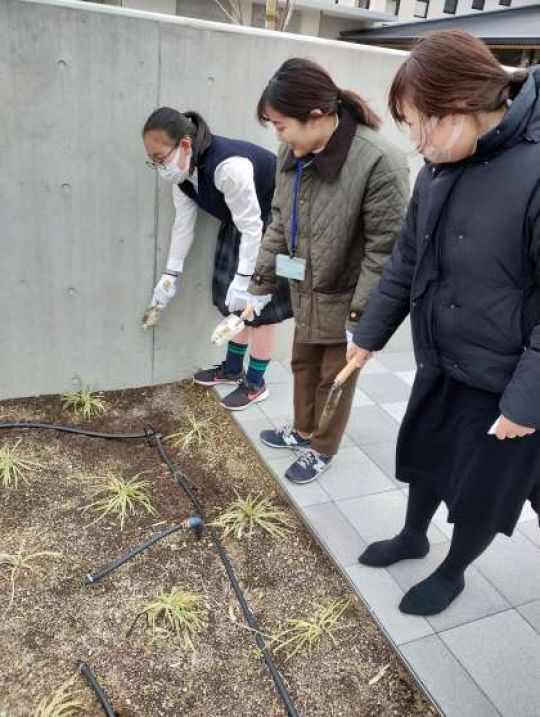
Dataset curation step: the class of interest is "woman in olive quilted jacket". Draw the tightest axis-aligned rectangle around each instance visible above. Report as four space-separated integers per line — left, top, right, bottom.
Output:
248 58 409 484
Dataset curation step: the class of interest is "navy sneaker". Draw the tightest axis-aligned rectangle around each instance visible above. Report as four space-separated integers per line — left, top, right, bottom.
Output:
260 424 312 450
194 361 242 387
285 449 332 484
220 379 269 411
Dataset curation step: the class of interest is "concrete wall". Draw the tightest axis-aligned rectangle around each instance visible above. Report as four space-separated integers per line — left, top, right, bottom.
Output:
0 0 411 400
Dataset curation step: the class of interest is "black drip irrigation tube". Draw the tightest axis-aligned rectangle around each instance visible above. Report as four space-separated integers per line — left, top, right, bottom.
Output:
77 661 116 717
151 430 300 717
84 516 204 585
0 420 300 717
0 421 153 441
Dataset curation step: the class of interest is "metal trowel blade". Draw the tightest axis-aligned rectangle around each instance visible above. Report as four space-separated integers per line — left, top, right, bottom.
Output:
318 383 343 430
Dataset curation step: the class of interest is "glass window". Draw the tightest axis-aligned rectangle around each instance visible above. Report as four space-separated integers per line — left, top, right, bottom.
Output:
414 0 429 18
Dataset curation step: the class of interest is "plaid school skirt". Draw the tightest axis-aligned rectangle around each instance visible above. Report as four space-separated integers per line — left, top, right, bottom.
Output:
212 220 293 327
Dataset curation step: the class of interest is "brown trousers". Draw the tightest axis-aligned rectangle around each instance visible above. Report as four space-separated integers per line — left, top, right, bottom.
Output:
291 339 358 457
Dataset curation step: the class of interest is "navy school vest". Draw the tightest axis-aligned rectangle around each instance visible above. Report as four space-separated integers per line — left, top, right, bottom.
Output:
179 135 276 224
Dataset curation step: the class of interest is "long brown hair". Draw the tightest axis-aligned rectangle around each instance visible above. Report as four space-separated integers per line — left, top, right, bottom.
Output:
257 57 381 130
388 30 528 123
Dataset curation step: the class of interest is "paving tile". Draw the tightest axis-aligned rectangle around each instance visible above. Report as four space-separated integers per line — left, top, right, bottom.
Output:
264 360 291 385
399 635 499 717
432 502 454 540
345 563 433 644
360 357 391 374
266 455 330 509
303 502 366 568
378 351 418 372
257 382 294 420
346 406 400 446
518 519 540 548
388 542 510 632
319 446 395 501
213 384 232 399
441 610 540 717
335 432 356 449
518 501 538 523
475 532 540 606
234 414 287 462
230 403 267 426
351 388 375 408
396 369 417 387
336 490 447 546
518 599 540 634
380 401 408 423
359 441 397 480
358 373 412 404
259 412 294 430
384 318 413 352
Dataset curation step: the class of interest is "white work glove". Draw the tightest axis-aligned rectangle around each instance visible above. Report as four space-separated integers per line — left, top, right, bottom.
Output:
249 292 273 317
225 274 252 313
151 273 178 309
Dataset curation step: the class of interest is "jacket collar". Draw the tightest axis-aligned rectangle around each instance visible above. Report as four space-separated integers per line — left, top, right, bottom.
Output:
280 110 357 182
475 69 540 159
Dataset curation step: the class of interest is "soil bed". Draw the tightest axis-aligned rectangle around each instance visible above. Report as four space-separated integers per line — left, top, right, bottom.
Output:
0 382 435 716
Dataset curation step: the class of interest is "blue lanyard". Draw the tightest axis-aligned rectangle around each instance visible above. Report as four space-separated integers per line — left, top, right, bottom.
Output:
290 159 305 257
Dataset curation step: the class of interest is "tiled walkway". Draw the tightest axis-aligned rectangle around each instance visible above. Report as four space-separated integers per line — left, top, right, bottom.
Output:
215 327 540 717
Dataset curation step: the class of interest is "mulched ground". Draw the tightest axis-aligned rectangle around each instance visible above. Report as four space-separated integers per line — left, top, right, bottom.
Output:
0 382 436 716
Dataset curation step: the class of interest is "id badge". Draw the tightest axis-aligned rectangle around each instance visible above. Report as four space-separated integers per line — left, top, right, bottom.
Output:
276 254 306 281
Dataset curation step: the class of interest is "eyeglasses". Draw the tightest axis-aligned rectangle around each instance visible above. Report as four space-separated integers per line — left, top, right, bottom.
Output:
145 143 178 170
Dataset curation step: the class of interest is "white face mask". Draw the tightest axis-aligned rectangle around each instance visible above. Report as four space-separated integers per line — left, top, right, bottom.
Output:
421 116 466 164
157 147 191 183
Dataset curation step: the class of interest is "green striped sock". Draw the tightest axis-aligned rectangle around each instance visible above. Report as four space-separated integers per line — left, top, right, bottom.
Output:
247 355 270 387
225 340 248 376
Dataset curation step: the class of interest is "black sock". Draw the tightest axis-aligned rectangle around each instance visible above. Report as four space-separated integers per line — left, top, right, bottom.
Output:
399 519 497 616
359 484 440 567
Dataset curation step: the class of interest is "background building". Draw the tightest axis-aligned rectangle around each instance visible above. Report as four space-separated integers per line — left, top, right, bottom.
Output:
84 0 540 44
342 3 540 66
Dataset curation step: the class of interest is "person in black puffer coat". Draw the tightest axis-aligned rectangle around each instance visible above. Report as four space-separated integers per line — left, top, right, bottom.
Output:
348 30 540 616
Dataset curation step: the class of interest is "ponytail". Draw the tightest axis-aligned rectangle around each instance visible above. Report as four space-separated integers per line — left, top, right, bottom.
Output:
142 107 212 170
257 58 380 131
338 88 381 131
389 31 530 123
504 69 529 105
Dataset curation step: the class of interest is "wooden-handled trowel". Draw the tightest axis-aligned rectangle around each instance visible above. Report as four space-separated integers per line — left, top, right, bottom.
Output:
318 359 359 430
210 306 254 346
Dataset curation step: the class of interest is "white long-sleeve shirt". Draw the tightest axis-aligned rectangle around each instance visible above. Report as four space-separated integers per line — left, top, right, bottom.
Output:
166 156 264 276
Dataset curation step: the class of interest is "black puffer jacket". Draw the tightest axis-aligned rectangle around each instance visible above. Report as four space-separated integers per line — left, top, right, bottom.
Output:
353 67 540 428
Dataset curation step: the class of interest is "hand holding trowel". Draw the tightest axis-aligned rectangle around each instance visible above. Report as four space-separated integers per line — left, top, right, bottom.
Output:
142 305 162 329
210 306 255 346
210 291 272 346
142 273 178 330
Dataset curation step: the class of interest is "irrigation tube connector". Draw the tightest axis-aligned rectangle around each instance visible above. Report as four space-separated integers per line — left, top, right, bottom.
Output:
0 420 300 717
77 660 116 717
151 431 300 717
84 516 204 585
